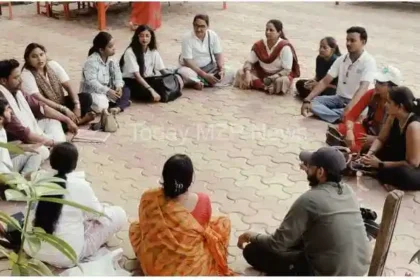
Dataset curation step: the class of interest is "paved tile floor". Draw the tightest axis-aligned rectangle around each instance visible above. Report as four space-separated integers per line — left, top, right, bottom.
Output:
0 1 419 276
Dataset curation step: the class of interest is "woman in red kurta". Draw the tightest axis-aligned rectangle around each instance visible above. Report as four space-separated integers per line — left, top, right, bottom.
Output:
327 66 402 153
129 2 162 31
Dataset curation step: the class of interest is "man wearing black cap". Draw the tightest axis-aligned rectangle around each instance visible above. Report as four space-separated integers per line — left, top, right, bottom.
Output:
237 147 370 276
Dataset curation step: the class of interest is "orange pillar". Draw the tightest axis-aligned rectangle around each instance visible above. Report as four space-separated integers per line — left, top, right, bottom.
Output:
97 2 106 30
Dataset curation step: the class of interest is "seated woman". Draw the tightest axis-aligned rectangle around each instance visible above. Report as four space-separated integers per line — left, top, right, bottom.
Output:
327 66 401 153
234 19 300 95
80 31 131 115
129 154 234 276
21 43 95 127
24 142 127 268
177 14 228 90
295 37 340 99
361 86 420 191
120 25 183 102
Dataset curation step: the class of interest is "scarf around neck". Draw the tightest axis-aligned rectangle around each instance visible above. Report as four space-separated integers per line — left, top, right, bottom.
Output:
29 63 65 104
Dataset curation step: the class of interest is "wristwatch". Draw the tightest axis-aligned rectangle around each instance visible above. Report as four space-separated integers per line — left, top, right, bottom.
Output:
303 99 311 104
378 162 385 169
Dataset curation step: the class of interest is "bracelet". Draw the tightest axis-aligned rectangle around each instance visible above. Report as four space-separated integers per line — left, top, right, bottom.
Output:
303 100 311 104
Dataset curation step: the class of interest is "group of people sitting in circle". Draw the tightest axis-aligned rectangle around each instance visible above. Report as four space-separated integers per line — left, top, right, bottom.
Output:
0 12 419 276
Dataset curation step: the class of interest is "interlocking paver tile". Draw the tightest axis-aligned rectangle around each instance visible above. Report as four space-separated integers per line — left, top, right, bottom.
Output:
220 199 257 216
215 167 247 181
240 165 274 178
2 2 419 276
234 175 267 190
227 187 263 202
261 173 295 187
243 209 282 225
256 184 293 200
229 213 251 231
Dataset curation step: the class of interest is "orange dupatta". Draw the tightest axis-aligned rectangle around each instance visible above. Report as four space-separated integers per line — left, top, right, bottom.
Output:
129 188 234 276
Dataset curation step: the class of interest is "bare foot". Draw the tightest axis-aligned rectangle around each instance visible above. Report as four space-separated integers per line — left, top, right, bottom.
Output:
193 82 204 91
266 86 274 95
109 107 122 115
78 111 96 126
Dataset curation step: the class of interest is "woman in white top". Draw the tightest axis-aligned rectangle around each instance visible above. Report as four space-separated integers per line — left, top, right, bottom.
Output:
234 19 301 95
21 43 95 126
24 142 127 268
120 25 183 102
80 32 130 115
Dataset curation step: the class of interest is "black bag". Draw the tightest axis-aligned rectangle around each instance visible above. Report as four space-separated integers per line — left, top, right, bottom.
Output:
147 73 182 103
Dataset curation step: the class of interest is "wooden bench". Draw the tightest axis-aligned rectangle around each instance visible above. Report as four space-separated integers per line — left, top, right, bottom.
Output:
368 190 404 276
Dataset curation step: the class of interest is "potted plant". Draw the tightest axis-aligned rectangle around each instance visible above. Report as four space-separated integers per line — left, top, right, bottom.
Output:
0 142 106 276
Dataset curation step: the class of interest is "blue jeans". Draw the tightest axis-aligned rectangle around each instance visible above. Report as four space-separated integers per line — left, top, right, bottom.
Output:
311 95 351 123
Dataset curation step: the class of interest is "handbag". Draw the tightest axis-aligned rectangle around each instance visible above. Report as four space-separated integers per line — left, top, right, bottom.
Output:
90 110 119 132
101 111 119 132
200 31 219 76
147 72 182 103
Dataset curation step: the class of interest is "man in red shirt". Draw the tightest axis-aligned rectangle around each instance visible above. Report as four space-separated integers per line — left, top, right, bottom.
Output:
326 66 402 153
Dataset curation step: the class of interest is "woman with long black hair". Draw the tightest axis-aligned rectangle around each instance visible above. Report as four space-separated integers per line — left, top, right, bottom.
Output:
362 86 420 191
120 25 183 103
80 31 130 114
24 142 127 268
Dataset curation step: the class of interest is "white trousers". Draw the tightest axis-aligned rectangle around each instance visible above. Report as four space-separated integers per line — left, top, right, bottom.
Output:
79 205 127 260
91 93 110 113
11 152 44 175
37 119 66 143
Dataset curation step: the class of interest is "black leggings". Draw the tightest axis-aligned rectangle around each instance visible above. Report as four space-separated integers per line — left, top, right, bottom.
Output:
243 242 313 276
123 77 153 102
376 149 420 191
295 79 336 99
64 93 92 117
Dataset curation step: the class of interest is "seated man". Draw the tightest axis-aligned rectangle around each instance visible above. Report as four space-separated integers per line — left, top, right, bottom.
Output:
327 66 401 153
301 26 377 124
0 59 77 161
0 98 43 175
237 147 370 276
177 14 228 90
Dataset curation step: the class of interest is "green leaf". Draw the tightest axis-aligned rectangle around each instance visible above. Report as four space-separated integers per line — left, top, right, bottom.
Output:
4 189 27 202
0 212 21 231
8 251 18 264
32 174 65 185
11 263 21 276
32 231 77 264
409 249 420 264
34 184 68 197
11 263 29 276
37 197 107 219
32 227 46 234
27 259 54 276
0 142 24 155
25 234 41 255
0 244 10 258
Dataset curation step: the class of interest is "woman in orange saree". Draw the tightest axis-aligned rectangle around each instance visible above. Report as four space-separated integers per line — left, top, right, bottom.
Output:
129 2 162 31
129 154 234 276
